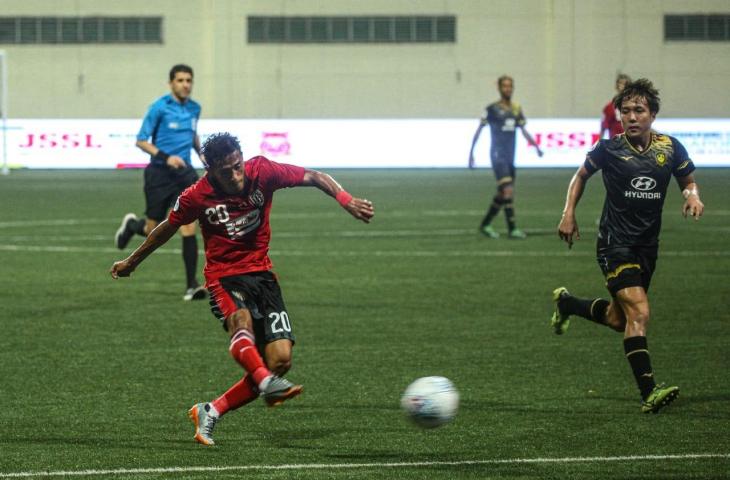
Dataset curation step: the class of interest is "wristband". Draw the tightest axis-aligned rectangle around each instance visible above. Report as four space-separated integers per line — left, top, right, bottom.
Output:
682 188 698 199
154 150 170 163
335 190 353 207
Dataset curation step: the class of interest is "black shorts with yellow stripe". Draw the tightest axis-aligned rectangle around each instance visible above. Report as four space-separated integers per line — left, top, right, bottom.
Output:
491 159 516 188
596 245 658 296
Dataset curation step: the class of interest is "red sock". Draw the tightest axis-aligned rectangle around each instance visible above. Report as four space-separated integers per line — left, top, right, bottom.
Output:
229 329 270 386
211 375 258 416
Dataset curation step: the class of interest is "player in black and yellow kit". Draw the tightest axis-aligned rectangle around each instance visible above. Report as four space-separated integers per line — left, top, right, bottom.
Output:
552 79 704 413
469 75 543 239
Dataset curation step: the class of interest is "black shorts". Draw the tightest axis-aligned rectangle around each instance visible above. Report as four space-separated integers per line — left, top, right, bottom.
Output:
208 271 295 345
490 150 516 187
597 245 658 296
143 164 198 221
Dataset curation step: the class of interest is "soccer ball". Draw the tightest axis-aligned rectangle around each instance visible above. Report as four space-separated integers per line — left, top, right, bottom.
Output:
400 376 459 428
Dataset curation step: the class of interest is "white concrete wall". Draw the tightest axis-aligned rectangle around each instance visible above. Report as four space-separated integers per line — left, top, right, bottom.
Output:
2 0 729 119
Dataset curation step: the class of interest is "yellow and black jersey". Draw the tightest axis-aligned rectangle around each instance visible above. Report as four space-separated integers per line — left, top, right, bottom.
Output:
485 101 526 163
584 132 695 248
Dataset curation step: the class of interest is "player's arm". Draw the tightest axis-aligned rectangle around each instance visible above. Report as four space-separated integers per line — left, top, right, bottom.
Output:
300 169 374 223
135 106 186 170
558 165 593 248
135 139 186 170
676 174 704 220
599 120 609 139
193 134 205 165
468 117 487 168
135 138 162 157
520 127 544 157
599 108 609 139
110 220 180 279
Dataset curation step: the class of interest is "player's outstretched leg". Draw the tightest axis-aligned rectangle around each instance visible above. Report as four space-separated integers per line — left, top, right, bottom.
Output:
550 288 610 334
641 384 680 414
551 287 571 335
259 375 303 407
188 403 220 446
115 213 138 250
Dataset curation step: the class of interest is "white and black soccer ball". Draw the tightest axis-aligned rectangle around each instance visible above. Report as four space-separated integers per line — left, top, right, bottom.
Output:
400 376 459 428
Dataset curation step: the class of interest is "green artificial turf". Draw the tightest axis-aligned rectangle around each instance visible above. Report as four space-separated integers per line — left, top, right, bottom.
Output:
0 168 728 479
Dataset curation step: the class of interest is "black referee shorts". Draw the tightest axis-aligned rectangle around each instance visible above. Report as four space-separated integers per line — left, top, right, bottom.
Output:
143 163 198 222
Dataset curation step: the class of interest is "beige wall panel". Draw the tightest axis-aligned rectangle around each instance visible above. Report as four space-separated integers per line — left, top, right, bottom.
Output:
1 0 728 118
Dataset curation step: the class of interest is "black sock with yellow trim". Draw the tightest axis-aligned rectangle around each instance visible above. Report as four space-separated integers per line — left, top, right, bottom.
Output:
624 336 656 400
559 295 609 324
480 195 503 227
503 199 516 232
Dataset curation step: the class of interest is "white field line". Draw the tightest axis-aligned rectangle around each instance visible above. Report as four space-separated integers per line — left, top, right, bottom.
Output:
2 224 730 243
1 244 730 258
1 228 552 242
2 208 730 228
0 453 727 478
1 229 487 241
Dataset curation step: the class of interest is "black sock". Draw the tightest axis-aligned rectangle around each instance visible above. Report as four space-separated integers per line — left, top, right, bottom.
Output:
560 295 609 325
590 299 610 324
131 217 147 236
182 235 199 289
480 195 503 227
624 336 656 400
503 199 516 232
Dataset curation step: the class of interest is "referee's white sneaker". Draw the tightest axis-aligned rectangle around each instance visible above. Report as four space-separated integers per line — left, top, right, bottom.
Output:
183 285 208 301
114 213 138 250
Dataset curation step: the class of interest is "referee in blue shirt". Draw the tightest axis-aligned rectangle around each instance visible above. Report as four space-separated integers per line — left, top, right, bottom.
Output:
115 64 206 301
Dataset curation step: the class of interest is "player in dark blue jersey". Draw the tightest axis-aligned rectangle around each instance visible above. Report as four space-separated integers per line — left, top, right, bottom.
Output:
551 79 705 413
114 64 206 301
469 75 543 239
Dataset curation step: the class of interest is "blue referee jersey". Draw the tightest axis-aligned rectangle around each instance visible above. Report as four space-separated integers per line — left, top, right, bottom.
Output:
137 94 201 166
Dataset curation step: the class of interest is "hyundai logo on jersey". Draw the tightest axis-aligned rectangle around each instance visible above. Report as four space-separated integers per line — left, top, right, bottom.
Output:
631 177 657 191
625 176 661 199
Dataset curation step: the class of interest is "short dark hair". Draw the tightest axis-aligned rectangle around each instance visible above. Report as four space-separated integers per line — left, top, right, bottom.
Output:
201 132 242 169
613 78 660 114
616 73 631 84
169 64 193 81
497 75 513 87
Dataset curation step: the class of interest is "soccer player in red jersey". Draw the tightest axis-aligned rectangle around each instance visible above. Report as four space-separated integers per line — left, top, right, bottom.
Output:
110 132 374 445
599 73 631 139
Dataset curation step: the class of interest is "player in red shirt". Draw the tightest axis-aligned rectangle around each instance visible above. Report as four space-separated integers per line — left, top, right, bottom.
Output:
110 132 374 446
599 73 631 139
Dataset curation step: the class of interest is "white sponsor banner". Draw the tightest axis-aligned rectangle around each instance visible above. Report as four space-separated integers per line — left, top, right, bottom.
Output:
3 118 729 169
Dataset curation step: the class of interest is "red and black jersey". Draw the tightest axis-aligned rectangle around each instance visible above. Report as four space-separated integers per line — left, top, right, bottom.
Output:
601 101 624 139
168 156 305 284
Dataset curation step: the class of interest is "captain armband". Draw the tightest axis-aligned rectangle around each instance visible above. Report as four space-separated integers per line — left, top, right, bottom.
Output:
682 187 699 200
